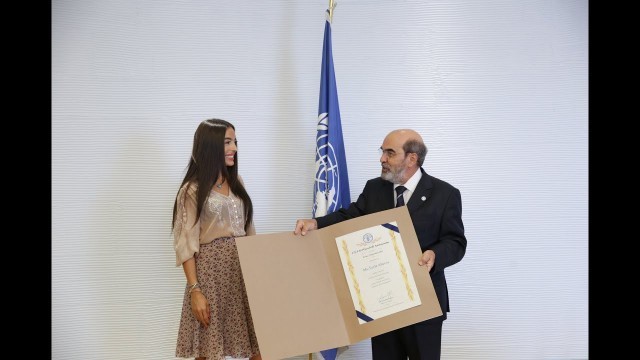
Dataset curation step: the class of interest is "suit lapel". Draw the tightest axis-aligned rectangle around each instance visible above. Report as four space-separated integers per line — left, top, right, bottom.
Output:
383 180 395 210
407 169 433 211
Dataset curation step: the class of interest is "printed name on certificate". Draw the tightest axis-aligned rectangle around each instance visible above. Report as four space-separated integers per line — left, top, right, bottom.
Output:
336 221 421 324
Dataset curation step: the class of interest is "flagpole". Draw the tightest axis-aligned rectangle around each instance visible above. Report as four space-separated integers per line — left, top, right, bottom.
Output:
309 0 342 360
308 6 334 360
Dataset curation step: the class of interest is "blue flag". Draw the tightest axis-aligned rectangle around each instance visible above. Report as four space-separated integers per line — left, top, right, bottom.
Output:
313 8 350 360
313 10 350 220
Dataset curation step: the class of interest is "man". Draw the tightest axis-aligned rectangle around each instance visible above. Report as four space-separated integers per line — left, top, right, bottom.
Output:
294 129 467 360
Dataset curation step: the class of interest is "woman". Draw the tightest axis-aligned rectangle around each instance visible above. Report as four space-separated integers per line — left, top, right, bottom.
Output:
172 118 261 360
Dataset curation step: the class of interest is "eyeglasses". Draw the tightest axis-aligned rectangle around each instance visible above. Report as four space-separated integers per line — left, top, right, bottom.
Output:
379 148 404 159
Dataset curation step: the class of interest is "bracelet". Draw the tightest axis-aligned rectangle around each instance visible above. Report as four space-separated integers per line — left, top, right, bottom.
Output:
188 282 201 294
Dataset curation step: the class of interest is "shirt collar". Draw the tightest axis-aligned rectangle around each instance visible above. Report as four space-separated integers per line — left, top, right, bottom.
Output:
395 168 422 194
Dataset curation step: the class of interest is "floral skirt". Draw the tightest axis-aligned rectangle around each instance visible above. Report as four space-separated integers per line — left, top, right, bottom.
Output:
175 237 260 359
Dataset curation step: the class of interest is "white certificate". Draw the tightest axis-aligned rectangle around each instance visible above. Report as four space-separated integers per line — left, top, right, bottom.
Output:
336 221 421 324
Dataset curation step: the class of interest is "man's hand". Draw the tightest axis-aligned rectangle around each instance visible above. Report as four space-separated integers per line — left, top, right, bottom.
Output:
293 219 318 235
418 249 435 273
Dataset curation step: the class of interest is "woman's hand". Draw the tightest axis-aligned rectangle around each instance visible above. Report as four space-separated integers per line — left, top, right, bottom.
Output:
190 290 210 328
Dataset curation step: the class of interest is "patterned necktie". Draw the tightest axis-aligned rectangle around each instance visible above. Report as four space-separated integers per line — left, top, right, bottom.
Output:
395 185 407 207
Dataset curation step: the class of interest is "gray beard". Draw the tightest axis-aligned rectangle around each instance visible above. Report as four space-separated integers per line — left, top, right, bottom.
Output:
381 168 406 184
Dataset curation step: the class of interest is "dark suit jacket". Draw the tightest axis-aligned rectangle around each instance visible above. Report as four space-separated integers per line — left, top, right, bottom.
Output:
316 167 467 319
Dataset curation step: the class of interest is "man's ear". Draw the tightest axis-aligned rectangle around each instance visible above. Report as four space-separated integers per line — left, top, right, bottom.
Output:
410 152 419 165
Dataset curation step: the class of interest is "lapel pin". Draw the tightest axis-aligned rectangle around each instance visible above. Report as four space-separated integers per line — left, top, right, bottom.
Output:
421 196 426 201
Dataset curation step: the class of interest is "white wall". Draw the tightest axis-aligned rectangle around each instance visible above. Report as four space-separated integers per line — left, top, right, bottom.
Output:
52 1 588 359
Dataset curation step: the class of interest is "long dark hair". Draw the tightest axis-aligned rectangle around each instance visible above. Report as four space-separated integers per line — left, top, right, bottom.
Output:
172 118 253 232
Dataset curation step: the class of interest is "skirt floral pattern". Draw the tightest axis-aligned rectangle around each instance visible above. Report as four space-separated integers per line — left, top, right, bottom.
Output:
176 237 260 359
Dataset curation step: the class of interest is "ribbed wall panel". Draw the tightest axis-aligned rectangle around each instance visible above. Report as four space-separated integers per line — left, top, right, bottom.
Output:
53 1 588 359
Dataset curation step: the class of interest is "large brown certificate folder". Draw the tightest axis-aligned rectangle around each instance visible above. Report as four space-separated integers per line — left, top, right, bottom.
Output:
235 206 442 360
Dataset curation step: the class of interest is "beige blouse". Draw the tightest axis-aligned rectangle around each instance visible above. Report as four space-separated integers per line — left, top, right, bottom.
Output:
173 179 256 266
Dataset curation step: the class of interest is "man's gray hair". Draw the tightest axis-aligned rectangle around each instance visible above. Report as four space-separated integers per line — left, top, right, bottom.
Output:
404 139 427 166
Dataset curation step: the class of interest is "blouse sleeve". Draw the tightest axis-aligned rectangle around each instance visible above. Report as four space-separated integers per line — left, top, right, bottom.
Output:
238 174 256 236
173 183 201 267
246 220 256 236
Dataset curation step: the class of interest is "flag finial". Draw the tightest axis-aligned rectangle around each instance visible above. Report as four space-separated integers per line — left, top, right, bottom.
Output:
328 0 336 23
